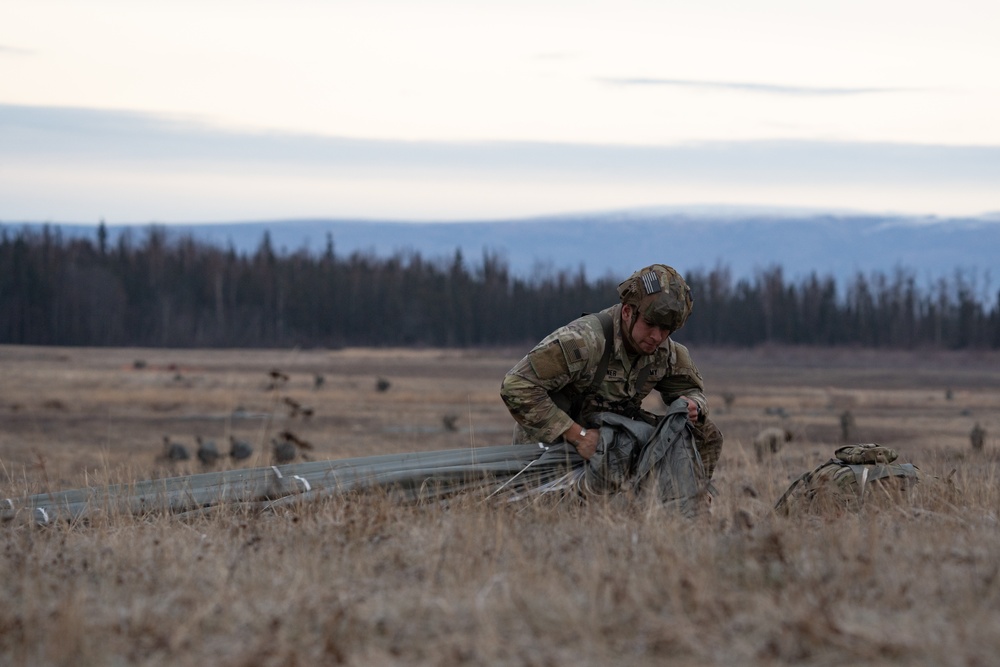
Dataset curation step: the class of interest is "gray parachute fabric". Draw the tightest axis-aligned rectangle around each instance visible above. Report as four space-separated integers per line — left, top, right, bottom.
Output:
510 398 711 516
2 399 709 525
2 445 543 525
774 443 923 515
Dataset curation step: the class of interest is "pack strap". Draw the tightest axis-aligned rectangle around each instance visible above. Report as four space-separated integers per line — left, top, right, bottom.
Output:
558 311 614 423
846 462 920 499
588 311 614 396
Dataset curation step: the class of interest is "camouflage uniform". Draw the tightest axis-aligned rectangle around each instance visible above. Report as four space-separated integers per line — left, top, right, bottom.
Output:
501 302 724 478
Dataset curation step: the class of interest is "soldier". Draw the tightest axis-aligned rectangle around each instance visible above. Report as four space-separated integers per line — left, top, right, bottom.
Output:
500 263 724 491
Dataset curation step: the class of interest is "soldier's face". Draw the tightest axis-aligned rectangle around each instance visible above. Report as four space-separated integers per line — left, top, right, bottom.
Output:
622 304 671 354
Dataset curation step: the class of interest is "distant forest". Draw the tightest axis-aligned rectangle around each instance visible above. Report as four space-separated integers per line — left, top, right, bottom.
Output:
2 223 998 350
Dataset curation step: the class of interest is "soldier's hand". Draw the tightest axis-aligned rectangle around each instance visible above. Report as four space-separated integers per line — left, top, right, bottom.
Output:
682 397 700 422
563 424 599 460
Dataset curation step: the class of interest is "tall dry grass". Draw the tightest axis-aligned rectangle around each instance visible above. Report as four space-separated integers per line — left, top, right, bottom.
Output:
4 472 1000 666
3 344 1000 665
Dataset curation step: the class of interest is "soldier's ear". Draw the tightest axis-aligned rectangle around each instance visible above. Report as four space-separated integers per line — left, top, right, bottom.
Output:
621 303 634 324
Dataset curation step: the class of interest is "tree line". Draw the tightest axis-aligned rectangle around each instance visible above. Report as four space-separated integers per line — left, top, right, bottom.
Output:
2 223 998 350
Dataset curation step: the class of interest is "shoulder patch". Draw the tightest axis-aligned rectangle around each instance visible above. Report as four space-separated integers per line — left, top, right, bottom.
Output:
562 336 588 363
528 340 568 380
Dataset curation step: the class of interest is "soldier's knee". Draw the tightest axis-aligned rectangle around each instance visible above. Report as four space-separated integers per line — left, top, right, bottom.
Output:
692 419 724 477
695 419 724 449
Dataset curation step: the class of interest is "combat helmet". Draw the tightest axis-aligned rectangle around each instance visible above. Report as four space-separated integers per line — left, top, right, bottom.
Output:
617 264 693 332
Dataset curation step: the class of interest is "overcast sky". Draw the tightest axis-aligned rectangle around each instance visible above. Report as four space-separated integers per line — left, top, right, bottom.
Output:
2 0 999 223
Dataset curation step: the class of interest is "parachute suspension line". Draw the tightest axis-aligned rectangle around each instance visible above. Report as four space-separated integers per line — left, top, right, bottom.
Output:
483 443 549 501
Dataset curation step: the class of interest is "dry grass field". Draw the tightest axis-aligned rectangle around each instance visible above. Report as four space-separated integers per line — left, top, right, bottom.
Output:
2 343 1000 666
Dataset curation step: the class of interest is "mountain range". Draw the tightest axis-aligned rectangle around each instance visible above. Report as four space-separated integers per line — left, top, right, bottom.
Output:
8 206 999 296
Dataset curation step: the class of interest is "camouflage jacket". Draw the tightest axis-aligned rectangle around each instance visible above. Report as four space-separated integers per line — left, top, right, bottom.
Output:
500 304 708 444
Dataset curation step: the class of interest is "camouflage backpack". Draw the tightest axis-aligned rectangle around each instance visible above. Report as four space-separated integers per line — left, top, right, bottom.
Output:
774 444 922 514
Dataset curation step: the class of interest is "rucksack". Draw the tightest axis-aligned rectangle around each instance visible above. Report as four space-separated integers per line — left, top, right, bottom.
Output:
774 444 922 514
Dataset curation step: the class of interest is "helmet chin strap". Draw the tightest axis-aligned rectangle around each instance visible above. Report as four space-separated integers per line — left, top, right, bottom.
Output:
621 304 643 356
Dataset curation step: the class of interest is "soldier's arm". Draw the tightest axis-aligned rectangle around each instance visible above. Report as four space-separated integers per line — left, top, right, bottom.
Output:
500 326 597 443
656 341 709 419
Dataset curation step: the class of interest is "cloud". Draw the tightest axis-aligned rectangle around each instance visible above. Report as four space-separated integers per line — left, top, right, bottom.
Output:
2 103 998 221
0 45 33 56
598 77 917 96
533 52 576 61
2 103 995 185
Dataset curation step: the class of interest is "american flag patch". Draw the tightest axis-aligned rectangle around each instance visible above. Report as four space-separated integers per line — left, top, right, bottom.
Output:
641 271 662 295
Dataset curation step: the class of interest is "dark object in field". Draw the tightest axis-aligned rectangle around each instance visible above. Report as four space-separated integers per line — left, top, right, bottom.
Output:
279 430 313 450
283 396 314 419
375 377 391 392
732 509 754 532
840 410 855 442
442 414 459 431
272 438 297 464
271 431 313 465
196 436 220 466
313 374 325 389
265 368 291 390
752 427 793 461
229 436 254 461
970 422 986 451
162 436 189 461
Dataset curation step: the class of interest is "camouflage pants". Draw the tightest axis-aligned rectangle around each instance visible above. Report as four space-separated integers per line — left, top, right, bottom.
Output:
692 418 724 480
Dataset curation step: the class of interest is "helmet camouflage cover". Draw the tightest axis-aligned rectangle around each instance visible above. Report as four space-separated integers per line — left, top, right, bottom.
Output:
617 264 694 332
